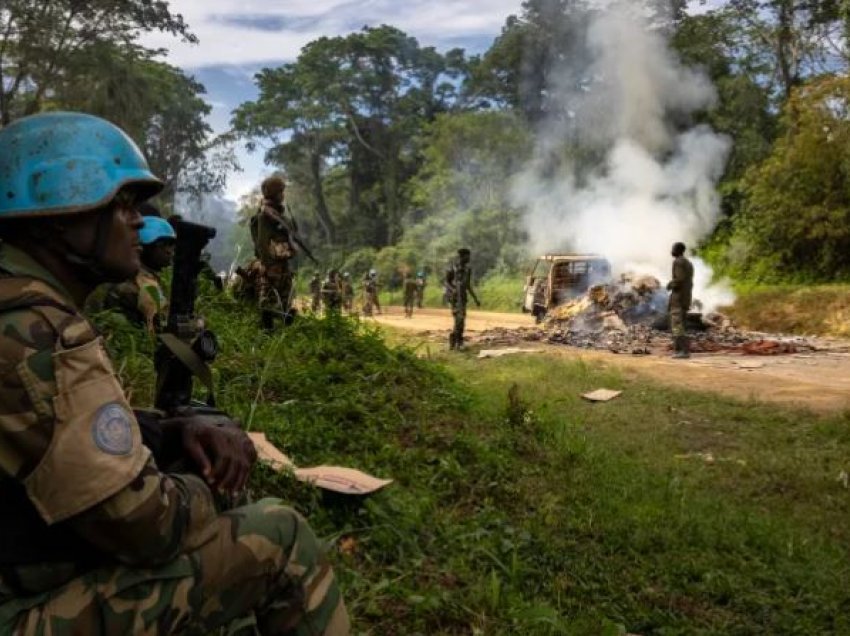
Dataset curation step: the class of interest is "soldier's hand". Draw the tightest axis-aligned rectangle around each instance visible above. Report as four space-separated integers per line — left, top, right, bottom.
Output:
180 419 258 494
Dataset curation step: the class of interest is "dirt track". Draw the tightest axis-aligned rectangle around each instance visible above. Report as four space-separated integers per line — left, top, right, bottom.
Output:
371 306 850 413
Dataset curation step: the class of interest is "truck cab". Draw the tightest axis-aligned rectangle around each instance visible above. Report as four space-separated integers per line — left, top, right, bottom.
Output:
522 254 611 322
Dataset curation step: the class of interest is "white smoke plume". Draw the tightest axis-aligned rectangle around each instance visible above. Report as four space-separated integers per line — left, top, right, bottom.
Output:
512 1 734 311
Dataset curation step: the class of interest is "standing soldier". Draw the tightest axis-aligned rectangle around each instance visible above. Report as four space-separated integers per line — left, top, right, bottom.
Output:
403 273 418 318
445 248 481 350
667 241 694 359
341 272 355 313
415 271 426 309
362 269 381 317
322 269 343 313
101 214 175 333
0 112 349 635
252 175 298 329
310 271 322 313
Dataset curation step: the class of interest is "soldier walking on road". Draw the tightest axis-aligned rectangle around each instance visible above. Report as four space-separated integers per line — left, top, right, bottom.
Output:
362 270 381 317
445 248 481 350
0 112 349 635
252 175 299 330
403 273 418 318
415 271 426 309
667 242 694 359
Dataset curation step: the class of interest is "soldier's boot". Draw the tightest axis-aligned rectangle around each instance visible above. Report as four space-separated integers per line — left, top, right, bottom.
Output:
672 336 691 359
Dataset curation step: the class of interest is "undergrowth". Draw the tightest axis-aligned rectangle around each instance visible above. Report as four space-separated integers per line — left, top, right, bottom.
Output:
92 284 850 635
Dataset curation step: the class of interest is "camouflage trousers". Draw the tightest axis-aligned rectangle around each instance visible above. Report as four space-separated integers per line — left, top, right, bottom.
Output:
259 262 295 314
403 294 415 318
451 306 466 348
5 499 350 636
670 303 687 338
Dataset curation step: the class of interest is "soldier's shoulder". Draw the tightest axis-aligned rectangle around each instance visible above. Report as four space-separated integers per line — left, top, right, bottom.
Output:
0 307 59 370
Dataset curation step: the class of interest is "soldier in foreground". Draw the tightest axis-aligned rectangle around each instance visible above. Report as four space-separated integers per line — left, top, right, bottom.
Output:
252 175 299 329
101 214 175 332
667 241 694 359
0 112 349 635
403 272 418 318
445 248 481 350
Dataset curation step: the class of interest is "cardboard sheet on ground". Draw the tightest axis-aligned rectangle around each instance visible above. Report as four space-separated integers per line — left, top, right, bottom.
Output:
248 432 392 496
582 389 623 402
477 348 544 360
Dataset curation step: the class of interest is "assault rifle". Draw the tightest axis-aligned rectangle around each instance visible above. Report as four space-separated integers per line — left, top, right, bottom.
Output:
154 218 219 412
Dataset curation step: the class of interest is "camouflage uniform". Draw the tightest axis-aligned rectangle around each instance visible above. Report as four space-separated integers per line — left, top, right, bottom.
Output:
403 277 417 318
310 275 322 313
361 275 379 317
668 254 694 338
0 244 349 635
233 259 263 303
254 200 298 315
102 266 168 333
321 274 342 314
446 257 477 350
415 276 426 309
341 277 355 313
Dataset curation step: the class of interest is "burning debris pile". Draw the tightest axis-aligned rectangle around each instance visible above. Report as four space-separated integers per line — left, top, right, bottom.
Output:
473 274 817 357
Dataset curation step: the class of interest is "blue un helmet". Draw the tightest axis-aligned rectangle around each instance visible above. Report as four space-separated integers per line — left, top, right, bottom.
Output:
139 216 176 246
0 111 163 218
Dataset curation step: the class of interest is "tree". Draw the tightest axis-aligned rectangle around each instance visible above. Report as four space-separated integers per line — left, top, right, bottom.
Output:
0 0 194 124
724 0 845 101
233 26 468 248
728 75 850 281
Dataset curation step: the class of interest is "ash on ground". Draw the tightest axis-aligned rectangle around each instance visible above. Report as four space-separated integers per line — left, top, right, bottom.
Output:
475 275 820 356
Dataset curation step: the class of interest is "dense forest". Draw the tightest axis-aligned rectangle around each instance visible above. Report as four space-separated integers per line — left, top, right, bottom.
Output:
5 0 850 284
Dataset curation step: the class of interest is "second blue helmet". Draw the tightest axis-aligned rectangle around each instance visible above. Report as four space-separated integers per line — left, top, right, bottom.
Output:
139 216 176 246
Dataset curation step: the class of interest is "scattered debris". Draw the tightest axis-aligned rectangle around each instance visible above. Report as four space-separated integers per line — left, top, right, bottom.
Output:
675 452 747 466
248 432 393 496
477 347 545 359
582 389 623 402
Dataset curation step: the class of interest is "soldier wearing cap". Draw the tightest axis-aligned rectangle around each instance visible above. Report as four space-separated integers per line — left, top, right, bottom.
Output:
0 112 349 635
445 248 481 350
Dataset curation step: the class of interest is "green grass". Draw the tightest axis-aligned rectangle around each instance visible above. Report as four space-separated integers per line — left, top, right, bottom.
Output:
380 273 525 313
95 287 850 635
726 283 850 337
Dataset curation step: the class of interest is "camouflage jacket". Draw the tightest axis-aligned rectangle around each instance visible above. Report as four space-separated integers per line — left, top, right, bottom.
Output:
445 261 473 308
0 244 218 613
103 266 168 332
254 200 298 267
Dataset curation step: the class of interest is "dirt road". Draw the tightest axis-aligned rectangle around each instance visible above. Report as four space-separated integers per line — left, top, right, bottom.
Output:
372 306 850 413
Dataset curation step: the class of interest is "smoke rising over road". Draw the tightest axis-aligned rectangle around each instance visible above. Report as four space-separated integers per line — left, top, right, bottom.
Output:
512 1 734 310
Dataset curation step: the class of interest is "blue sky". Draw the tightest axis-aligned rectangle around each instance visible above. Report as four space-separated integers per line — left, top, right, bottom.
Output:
143 1 524 200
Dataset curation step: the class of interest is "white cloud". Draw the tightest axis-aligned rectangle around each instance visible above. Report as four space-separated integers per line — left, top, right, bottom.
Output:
143 0 523 68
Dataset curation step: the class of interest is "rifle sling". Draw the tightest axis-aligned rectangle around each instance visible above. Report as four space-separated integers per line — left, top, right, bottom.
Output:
157 333 216 402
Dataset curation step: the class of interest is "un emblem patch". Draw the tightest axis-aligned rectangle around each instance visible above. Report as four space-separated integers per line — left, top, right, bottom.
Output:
91 403 134 456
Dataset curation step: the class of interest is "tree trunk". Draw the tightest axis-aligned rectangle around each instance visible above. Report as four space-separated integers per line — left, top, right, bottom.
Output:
309 149 335 244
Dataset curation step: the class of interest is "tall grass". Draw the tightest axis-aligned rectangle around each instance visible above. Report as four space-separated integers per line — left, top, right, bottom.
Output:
92 286 850 634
